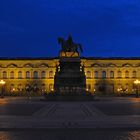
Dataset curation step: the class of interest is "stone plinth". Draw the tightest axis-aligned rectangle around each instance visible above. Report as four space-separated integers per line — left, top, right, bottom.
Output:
54 52 86 94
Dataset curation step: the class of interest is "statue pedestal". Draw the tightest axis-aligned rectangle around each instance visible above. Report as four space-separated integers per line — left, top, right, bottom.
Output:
54 52 86 95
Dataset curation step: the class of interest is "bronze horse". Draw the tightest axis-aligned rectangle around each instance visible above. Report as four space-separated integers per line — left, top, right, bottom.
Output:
58 35 83 56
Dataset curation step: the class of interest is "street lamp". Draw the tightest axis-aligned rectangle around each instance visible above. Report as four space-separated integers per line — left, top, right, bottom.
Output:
0 80 6 98
134 79 140 98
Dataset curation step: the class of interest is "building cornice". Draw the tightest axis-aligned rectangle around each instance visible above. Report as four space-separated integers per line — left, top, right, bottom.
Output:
0 57 140 60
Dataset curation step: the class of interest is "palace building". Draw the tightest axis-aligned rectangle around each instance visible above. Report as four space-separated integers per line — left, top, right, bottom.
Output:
0 57 140 95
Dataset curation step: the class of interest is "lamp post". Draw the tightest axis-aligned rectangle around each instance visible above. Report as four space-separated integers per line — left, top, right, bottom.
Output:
134 79 140 98
0 80 6 98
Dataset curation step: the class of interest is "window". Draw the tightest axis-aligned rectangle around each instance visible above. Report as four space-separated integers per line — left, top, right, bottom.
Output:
86 84 91 91
117 71 122 78
17 84 22 91
10 84 15 92
102 71 106 79
132 71 137 78
33 84 38 92
33 71 38 79
117 84 122 92
49 84 54 91
49 71 53 78
26 71 30 79
125 71 129 78
18 71 22 79
125 83 129 89
110 71 114 78
125 84 129 92
41 71 46 79
3 71 7 79
10 71 14 79
86 71 91 78
41 84 46 92
94 71 98 79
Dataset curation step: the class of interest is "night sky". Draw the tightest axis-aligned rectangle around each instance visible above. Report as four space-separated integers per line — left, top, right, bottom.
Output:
0 0 140 57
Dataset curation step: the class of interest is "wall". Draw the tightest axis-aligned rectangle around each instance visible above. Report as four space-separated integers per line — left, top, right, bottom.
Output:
0 58 139 95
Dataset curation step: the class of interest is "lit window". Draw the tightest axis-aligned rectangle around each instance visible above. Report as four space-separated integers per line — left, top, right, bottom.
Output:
10 71 14 79
10 84 15 92
18 71 22 79
41 71 46 79
102 71 106 79
86 84 91 91
49 84 54 91
17 84 22 91
49 71 53 78
33 71 38 79
110 71 114 78
117 71 122 78
3 71 7 79
86 71 91 78
117 83 122 92
125 83 129 89
132 71 137 78
26 71 30 79
94 71 98 79
125 71 129 78
41 84 46 92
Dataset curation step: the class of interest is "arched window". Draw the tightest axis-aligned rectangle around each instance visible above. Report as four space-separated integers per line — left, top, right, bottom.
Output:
102 71 106 79
125 83 129 92
10 71 14 79
125 71 129 78
41 84 46 92
86 71 91 78
125 83 129 89
41 71 46 79
26 71 30 79
117 71 122 78
33 71 38 79
33 84 38 92
110 71 114 78
18 71 22 79
3 71 7 79
94 71 98 79
17 84 22 91
117 83 122 92
132 71 137 78
49 71 53 78
10 84 15 92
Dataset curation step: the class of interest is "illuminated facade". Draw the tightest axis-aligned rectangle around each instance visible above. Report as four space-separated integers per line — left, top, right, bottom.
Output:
0 57 140 95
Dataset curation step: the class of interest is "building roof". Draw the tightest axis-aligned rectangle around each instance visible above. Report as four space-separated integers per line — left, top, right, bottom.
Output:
0 57 140 60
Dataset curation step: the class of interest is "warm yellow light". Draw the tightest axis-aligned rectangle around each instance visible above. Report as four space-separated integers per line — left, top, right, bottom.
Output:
86 88 89 91
134 79 140 84
0 80 6 85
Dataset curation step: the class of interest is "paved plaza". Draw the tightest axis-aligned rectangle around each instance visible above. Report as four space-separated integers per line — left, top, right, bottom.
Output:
0 97 140 139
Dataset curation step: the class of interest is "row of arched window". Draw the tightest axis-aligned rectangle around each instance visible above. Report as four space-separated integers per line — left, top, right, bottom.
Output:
86 70 137 79
1 71 54 79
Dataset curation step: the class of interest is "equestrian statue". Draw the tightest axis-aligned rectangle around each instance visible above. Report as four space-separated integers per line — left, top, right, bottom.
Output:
58 35 83 57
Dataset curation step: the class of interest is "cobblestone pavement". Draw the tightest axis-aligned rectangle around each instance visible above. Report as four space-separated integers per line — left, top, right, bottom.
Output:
0 97 140 139
0 129 140 140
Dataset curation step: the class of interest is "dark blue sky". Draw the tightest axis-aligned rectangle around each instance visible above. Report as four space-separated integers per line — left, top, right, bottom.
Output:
0 0 140 57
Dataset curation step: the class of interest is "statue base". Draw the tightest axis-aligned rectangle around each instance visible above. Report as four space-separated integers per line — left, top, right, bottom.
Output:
59 52 79 57
54 54 86 95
